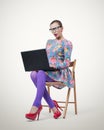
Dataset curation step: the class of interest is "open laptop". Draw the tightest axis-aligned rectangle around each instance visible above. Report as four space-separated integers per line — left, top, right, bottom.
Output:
21 49 58 71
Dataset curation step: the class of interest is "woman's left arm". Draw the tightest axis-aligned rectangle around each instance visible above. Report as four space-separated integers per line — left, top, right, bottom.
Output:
56 42 73 69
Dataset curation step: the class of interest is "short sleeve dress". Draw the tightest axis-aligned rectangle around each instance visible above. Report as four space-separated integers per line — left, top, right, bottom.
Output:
46 39 74 89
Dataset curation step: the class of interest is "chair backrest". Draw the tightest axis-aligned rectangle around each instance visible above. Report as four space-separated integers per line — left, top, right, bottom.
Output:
69 59 76 79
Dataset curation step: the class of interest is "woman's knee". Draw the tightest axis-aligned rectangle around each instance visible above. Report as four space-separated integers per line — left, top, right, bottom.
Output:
30 71 37 80
37 70 46 78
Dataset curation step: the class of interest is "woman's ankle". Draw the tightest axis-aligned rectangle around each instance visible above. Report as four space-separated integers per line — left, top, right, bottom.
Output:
51 107 57 113
29 106 38 113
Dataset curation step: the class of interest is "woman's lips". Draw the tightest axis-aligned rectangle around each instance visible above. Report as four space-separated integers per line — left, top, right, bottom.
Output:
54 34 57 37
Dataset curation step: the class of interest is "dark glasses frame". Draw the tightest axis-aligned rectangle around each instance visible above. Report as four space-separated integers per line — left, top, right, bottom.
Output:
49 26 61 31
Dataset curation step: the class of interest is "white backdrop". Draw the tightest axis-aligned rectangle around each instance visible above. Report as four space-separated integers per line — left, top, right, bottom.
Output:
0 0 104 130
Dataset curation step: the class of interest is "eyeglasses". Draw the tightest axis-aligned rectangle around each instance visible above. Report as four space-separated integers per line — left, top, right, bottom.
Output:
49 26 61 32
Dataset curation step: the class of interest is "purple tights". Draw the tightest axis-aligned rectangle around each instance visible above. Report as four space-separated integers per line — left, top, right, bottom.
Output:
30 70 55 108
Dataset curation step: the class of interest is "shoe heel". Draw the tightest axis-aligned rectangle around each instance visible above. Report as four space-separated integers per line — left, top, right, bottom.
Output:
58 105 63 111
37 106 42 120
37 112 40 120
53 100 63 111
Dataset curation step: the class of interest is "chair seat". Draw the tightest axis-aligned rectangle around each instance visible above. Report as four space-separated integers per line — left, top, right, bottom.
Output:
46 81 66 86
46 81 66 89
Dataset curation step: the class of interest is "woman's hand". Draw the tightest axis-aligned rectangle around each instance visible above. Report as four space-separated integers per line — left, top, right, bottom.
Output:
50 63 56 68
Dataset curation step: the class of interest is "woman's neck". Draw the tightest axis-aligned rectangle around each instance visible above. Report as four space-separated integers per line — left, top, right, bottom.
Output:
56 35 65 41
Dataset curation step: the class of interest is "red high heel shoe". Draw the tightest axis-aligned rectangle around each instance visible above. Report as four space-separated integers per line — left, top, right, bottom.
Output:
25 105 42 120
53 100 63 119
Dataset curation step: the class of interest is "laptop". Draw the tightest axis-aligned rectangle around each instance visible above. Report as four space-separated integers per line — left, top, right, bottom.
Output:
21 49 58 71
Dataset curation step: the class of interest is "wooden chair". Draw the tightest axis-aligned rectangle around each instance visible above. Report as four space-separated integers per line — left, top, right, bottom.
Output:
43 59 77 118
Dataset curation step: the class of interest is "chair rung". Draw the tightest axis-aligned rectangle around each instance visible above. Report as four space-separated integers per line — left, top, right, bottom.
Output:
42 105 49 107
42 101 76 108
68 102 76 104
57 101 76 104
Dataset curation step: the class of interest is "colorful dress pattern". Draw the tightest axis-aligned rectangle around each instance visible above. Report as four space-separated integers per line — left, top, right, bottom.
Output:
46 39 73 89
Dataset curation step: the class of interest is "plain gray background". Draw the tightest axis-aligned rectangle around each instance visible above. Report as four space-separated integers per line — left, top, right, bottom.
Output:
0 0 104 130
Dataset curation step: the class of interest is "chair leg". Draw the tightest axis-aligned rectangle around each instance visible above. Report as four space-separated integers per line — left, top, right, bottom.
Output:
74 83 77 114
63 88 71 118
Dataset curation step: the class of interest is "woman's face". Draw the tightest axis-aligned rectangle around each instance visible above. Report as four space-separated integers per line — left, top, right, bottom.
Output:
50 22 63 39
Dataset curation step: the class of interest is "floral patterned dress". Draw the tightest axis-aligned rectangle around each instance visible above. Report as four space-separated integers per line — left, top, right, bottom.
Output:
46 39 73 89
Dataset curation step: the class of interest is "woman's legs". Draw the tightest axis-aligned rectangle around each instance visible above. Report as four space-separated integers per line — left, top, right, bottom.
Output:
26 70 61 119
30 70 55 108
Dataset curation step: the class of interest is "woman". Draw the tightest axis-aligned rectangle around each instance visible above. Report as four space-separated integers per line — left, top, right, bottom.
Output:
25 20 73 120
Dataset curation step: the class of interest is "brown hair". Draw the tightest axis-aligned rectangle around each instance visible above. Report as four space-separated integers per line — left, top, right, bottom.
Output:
50 20 63 27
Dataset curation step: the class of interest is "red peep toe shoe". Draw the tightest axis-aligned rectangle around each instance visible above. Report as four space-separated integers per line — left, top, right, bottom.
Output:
25 105 42 120
53 100 63 119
